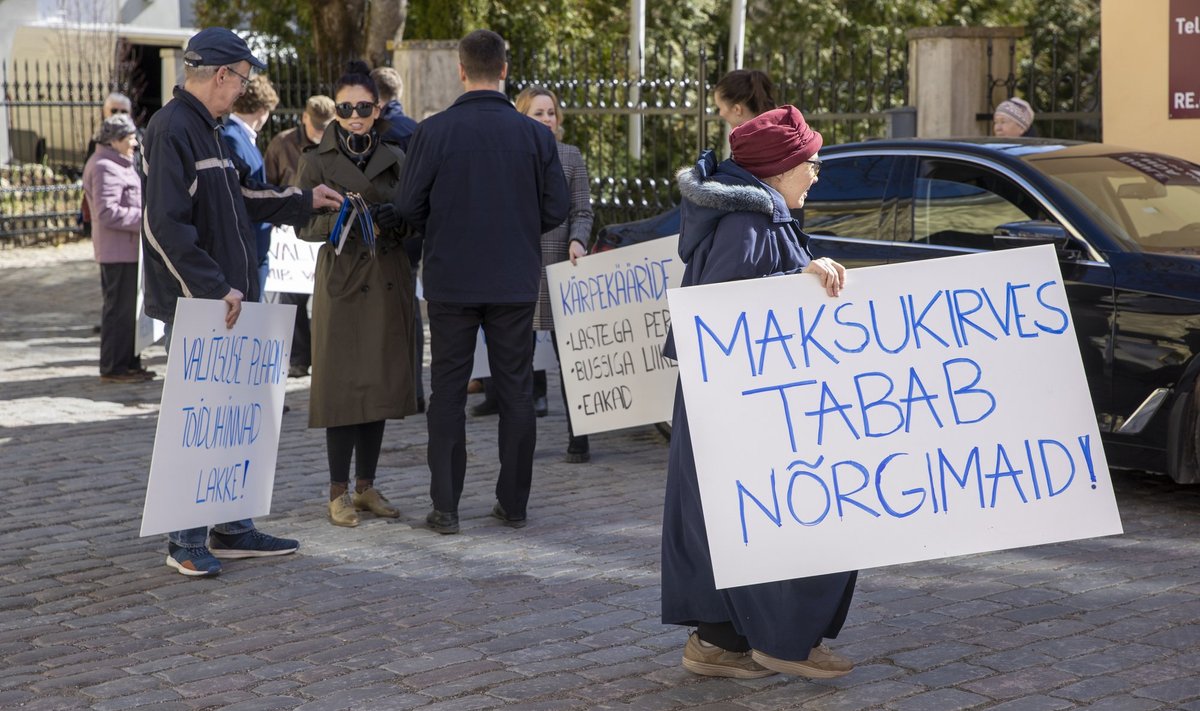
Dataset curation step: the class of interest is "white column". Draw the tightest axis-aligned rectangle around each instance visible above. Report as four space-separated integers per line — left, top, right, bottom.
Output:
628 0 645 160
728 0 746 72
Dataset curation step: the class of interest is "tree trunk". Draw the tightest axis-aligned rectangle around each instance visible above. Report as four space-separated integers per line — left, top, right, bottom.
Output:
309 0 367 69
366 0 408 68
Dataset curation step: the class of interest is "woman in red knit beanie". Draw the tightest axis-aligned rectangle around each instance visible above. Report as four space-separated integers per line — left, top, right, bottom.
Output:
661 105 856 681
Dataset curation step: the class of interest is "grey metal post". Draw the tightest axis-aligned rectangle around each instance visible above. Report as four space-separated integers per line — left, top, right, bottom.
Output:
885 107 918 138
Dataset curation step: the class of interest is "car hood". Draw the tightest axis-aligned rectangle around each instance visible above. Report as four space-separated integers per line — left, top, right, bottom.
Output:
1110 250 1200 299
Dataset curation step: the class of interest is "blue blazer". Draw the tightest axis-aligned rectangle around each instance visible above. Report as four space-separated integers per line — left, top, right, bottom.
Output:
220 121 273 266
378 100 418 152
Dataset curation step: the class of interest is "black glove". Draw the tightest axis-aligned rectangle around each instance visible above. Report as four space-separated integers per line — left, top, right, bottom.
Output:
369 202 402 231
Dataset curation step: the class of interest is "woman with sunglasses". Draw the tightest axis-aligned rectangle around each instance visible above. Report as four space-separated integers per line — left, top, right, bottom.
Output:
662 106 854 681
298 60 417 528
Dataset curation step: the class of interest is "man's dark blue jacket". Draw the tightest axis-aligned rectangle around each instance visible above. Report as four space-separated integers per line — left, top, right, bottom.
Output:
396 90 569 303
378 99 418 152
140 86 313 322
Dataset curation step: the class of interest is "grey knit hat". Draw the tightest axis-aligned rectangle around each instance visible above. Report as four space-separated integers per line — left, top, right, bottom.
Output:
96 113 137 146
994 97 1034 133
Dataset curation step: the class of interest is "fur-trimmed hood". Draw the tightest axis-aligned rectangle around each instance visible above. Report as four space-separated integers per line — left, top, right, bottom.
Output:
675 150 792 263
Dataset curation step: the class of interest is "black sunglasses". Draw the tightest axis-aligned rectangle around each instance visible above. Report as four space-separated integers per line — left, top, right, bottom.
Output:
335 101 376 119
806 158 822 176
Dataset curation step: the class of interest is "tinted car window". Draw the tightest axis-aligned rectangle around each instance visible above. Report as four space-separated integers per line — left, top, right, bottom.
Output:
912 159 1046 249
804 155 895 240
1032 152 1200 253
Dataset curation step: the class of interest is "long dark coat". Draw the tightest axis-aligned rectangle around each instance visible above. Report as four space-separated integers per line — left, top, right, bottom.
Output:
297 127 417 428
661 152 857 661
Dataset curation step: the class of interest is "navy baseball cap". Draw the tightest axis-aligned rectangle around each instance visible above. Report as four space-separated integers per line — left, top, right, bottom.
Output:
183 28 266 71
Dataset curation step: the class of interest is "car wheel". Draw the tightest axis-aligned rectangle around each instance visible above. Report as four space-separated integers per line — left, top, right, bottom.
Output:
1167 380 1200 485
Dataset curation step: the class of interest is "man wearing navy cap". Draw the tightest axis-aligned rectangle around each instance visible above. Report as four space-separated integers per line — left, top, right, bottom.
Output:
141 27 343 577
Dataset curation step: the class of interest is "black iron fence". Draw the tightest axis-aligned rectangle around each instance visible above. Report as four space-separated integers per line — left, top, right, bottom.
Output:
1 38 158 245
258 50 361 146
3 29 1100 246
0 51 347 247
983 29 1101 141
506 30 909 230
1 60 114 244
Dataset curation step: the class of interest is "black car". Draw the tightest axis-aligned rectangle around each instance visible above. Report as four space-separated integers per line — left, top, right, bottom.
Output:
803 138 1200 484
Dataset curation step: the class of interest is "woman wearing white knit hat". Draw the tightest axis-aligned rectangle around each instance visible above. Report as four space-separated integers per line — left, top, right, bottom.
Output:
993 96 1036 137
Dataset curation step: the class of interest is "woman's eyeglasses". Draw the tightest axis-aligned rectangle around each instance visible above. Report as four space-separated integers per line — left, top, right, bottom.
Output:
806 158 822 177
335 101 377 119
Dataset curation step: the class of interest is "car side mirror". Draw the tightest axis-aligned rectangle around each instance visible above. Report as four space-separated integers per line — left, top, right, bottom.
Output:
993 220 1072 256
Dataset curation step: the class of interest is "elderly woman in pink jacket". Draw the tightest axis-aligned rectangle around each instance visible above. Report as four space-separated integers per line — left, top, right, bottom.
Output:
83 113 152 383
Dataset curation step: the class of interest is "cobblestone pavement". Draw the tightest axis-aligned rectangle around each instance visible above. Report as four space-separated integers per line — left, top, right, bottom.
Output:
1 241 1199 711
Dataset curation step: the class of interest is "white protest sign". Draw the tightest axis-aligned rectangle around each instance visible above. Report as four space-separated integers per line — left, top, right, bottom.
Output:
134 246 165 353
140 298 296 537
547 236 685 435
264 225 318 294
470 329 557 379
667 245 1123 589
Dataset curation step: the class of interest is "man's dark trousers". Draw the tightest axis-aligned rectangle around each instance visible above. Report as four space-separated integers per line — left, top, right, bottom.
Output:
426 301 536 518
278 291 311 369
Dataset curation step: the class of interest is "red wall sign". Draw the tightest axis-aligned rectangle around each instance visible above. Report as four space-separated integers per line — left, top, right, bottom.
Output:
1170 0 1200 118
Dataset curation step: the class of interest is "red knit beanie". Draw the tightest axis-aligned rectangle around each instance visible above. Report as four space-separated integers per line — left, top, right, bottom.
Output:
729 105 823 179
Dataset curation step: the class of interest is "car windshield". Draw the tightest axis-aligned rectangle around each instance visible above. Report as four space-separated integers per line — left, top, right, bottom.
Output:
1030 151 1200 254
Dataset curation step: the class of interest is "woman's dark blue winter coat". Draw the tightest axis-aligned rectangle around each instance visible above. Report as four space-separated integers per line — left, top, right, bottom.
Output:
661 151 857 661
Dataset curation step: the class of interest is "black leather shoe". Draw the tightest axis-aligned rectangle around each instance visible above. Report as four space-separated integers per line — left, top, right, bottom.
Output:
565 435 590 463
534 396 548 417
470 398 499 417
425 509 459 534
491 502 527 529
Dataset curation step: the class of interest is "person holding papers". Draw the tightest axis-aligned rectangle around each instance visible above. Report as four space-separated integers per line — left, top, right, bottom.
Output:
662 106 856 679
471 85 594 462
394 30 569 534
297 60 417 528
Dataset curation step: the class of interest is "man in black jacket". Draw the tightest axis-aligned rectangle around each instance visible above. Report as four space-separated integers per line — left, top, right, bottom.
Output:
396 29 569 534
142 27 343 577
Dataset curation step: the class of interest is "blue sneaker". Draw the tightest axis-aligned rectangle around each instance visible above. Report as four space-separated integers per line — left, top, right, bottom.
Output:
166 543 222 577
209 529 299 559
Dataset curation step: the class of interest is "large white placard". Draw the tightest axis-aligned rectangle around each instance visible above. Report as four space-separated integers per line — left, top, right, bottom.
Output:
134 246 165 353
667 245 1123 589
264 225 318 294
547 236 685 435
470 330 557 379
140 299 295 536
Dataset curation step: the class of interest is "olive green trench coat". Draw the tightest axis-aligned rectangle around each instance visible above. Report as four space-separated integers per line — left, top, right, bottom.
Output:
297 129 417 428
